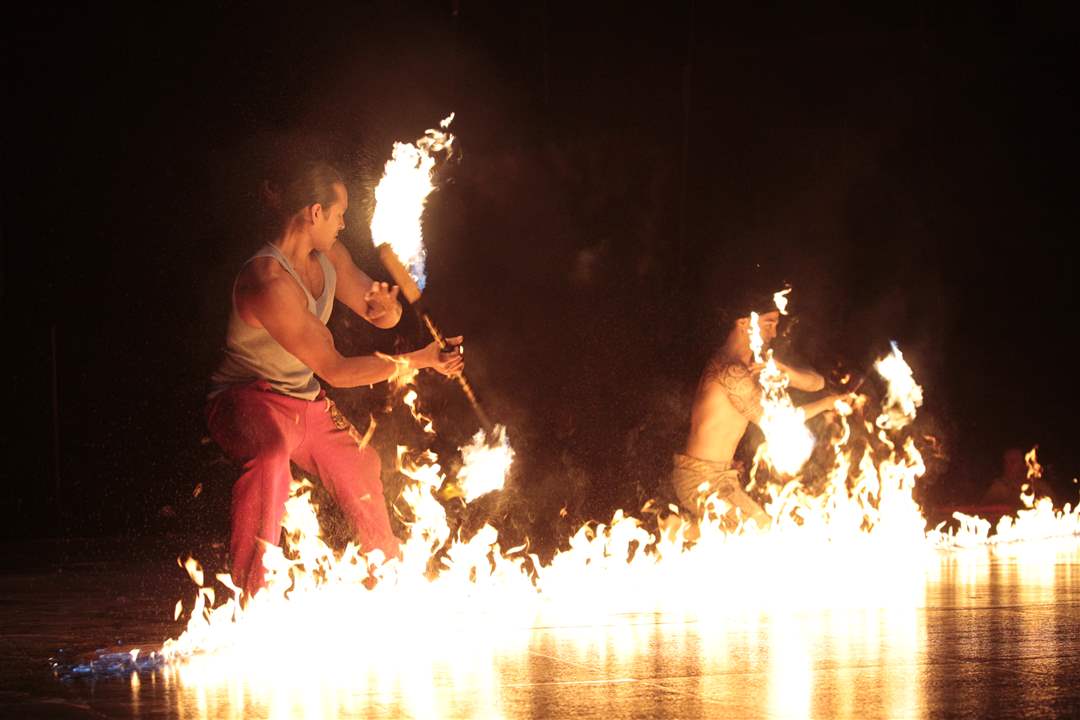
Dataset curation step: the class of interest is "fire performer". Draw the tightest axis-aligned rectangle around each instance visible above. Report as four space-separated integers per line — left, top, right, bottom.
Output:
207 161 464 596
673 292 850 527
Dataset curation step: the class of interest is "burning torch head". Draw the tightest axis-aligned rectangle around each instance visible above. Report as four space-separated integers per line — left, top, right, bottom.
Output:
377 244 424 305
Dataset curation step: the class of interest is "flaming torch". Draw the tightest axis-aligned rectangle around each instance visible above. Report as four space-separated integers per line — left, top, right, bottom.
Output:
371 114 493 433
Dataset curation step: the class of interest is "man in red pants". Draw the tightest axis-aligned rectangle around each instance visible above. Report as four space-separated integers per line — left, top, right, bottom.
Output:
207 161 463 596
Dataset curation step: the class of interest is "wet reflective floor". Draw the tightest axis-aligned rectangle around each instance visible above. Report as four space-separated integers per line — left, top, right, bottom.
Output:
2 539 1078 719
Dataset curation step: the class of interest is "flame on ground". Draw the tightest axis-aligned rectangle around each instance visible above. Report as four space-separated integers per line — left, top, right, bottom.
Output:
933 446 1079 547
158 335 1078 680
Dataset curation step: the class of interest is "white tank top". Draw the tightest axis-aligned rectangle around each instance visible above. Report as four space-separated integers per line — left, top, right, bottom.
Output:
209 243 337 400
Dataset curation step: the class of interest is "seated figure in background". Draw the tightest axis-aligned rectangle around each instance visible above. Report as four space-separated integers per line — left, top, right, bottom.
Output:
673 291 849 529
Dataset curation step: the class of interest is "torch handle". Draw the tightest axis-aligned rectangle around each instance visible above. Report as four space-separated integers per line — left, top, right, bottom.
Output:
419 310 494 434
376 244 494 433
420 313 451 350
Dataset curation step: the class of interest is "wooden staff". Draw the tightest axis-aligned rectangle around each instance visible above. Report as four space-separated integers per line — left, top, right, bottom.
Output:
378 244 494 433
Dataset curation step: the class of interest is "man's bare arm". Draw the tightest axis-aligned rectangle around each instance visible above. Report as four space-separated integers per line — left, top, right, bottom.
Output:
799 393 855 420
774 358 825 392
705 359 764 424
242 273 441 387
327 242 402 329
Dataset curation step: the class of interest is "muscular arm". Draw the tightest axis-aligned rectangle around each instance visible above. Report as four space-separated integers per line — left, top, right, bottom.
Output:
774 358 825 392
239 265 425 387
327 241 402 329
798 395 845 420
704 358 764 424
705 356 839 421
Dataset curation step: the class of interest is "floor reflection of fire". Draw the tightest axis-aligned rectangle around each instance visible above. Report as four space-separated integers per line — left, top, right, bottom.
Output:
39 541 1079 718
131 547 1075 720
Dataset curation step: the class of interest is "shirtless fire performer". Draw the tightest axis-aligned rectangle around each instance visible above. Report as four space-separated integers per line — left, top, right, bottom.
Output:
207 160 464 596
673 294 849 527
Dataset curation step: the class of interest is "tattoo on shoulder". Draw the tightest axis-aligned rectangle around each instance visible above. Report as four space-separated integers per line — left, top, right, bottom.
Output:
703 358 760 418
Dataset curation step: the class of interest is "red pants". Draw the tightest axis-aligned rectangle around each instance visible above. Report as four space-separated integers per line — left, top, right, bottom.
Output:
207 382 400 594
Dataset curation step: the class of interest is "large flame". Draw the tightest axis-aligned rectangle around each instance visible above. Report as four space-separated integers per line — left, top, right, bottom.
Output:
369 114 455 289
748 304 814 478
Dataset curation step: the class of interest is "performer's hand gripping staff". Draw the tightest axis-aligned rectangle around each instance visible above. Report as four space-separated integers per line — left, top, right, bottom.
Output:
377 244 494 434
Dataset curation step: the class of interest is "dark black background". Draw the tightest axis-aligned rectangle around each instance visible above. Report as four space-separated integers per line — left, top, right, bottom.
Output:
4 2 1076 545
